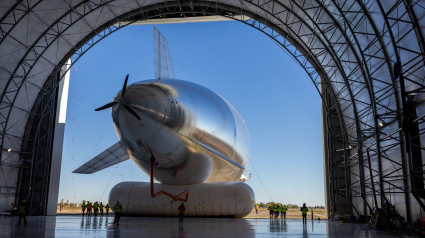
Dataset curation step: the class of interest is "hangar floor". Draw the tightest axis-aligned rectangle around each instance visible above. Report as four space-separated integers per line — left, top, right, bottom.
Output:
1 215 395 237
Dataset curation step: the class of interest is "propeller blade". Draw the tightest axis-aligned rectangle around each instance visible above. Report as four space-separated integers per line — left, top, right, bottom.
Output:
123 104 141 120
95 101 118 111
122 74 129 98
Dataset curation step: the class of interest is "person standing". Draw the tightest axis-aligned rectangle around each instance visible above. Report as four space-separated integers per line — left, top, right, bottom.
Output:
93 202 98 216
274 204 279 219
268 203 274 219
18 200 28 225
282 204 288 219
100 202 104 216
113 201 122 226
87 202 92 216
178 203 185 225
81 202 86 216
10 203 17 216
255 204 259 215
96 202 100 216
105 204 110 216
277 204 282 219
300 203 308 224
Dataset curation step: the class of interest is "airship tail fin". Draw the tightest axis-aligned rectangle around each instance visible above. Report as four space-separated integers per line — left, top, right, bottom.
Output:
154 26 175 79
73 141 129 174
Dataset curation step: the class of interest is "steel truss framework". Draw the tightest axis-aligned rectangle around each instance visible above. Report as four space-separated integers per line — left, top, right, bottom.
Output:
18 73 58 215
0 0 424 222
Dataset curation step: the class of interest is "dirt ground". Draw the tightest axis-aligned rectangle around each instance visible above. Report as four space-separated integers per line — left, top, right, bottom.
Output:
57 206 326 219
244 208 327 219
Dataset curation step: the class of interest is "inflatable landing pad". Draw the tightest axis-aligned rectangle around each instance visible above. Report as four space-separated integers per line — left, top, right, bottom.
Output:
109 182 255 217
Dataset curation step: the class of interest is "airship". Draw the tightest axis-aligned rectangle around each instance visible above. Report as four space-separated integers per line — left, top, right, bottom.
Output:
74 27 255 217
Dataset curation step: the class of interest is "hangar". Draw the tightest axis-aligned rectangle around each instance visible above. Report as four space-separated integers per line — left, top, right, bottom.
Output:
0 0 424 225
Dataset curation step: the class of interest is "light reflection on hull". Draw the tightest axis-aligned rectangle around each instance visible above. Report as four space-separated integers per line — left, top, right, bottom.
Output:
111 79 250 185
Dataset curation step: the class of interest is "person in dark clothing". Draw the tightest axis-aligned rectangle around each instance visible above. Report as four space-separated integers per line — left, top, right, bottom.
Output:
113 201 122 226
178 203 185 225
100 202 104 215
18 200 28 225
300 203 308 224
105 204 110 216
10 203 17 216
93 201 98 216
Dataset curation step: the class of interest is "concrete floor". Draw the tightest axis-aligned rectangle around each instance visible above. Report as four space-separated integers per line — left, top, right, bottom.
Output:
1 215 396 237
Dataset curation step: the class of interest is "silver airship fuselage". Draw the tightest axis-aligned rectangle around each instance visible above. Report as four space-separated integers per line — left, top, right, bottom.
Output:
110 79 250 185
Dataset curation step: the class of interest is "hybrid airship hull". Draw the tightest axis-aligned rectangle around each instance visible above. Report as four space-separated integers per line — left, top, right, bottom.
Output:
74 27 255 217
112 79 250 185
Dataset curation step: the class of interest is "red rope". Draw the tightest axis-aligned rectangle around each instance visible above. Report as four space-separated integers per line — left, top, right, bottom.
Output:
150 154 189 202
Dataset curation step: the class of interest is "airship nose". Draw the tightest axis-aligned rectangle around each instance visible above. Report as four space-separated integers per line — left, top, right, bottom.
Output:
115 83 168 121
111 82 178 144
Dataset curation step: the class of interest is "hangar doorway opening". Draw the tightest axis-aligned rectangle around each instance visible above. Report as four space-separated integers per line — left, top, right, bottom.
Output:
2 1 424 225
56 21 325 217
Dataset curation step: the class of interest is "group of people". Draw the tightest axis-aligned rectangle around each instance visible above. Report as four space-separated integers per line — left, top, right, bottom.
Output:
81 200 123 226
80 200 184 227
81 201 110 216
13 199 312 227
267 203 288 219
10 200 28 225
264 202 309 224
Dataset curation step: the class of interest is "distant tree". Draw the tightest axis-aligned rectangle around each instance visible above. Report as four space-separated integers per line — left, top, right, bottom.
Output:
259 202 266 208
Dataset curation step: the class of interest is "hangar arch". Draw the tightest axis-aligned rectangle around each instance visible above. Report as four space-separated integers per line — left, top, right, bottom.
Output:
0 0 424 223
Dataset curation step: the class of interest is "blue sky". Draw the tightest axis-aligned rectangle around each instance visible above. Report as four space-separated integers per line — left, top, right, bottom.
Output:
58 20 324 207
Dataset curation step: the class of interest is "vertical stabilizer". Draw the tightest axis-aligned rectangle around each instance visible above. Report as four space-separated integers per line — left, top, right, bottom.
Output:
154 26 175 79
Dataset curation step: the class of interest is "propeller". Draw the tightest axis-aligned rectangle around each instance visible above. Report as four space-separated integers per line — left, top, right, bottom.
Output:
122 74 129 98
95 74 140 120
123 104 140 120
94 102 118 111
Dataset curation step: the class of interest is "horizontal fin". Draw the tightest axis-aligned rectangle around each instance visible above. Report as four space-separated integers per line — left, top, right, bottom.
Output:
73 141 129 174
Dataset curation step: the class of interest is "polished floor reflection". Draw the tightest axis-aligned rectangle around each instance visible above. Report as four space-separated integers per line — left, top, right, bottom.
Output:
0 215 396 237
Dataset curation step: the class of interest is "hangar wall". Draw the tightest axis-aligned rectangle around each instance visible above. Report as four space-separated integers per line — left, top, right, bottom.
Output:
0 0 424 224
45 61 70 215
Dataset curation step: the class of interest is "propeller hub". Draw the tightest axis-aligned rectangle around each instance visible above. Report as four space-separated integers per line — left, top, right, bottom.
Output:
94 74 140 120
